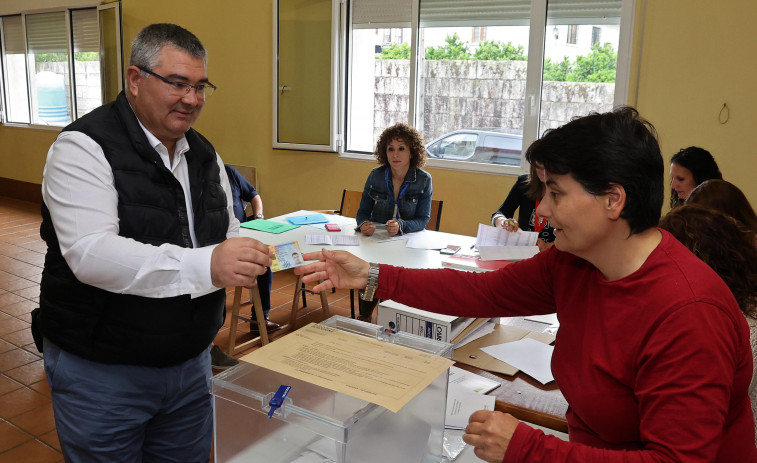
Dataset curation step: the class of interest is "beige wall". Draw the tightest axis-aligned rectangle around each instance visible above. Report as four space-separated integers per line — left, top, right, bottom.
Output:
1 0 755 236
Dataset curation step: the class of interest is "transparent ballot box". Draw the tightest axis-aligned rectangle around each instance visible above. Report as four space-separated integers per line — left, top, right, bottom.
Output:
212 315 453 463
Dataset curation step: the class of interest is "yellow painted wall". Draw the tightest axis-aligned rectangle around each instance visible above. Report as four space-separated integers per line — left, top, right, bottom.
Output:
1 0 755 236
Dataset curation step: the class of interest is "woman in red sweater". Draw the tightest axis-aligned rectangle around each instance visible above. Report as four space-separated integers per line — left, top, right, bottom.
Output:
296 107 756 463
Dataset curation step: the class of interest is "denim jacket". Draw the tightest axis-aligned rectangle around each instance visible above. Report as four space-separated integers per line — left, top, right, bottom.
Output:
356 165 433 234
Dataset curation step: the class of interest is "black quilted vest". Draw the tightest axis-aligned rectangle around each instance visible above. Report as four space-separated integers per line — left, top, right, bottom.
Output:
34 91 228 367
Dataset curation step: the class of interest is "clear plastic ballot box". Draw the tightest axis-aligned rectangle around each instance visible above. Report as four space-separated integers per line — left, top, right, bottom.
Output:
212 315 453 463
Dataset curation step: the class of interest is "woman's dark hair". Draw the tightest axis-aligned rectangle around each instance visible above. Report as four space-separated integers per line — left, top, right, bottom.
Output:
686 179 757 234
374 123 427 169
659 204 757 317
525 106 664 235
669 146 722 208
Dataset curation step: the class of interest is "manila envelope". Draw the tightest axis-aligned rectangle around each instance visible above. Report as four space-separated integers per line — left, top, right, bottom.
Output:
453 324 556 375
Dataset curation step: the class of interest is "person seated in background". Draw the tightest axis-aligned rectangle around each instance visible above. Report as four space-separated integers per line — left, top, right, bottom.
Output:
354 122 432 322
669 146 722 208
686 178 757 242
224 164 280 336
491 161 554 250
295 107 757 462
659 204 757 443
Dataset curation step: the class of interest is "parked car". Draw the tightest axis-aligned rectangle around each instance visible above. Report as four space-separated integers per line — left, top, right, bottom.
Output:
425 129 523 166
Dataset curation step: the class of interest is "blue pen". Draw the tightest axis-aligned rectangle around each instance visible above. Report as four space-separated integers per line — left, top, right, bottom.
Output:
268 384 291 419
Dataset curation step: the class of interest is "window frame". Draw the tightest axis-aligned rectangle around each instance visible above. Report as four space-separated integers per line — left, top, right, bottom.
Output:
336 0 637 176
0 2 123 130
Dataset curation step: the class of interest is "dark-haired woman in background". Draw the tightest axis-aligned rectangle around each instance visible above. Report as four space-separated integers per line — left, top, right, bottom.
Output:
686 179 757 242
669 146 722 208
659 204 757 443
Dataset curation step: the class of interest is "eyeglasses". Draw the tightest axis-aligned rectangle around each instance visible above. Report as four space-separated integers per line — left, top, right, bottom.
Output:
137 66 216 99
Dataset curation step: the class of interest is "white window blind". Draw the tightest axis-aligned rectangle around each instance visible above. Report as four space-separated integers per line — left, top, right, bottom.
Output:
352 0 412 28
26 11 67 54
71 8 98 52
1 15 25 54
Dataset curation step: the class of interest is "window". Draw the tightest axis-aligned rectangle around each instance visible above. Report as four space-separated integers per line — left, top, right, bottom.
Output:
591 26 601 46
566 24 578 44
0 3 122 127
274 0 635 172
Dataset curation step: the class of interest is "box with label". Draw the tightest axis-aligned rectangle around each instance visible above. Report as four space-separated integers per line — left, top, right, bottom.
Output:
377 300 488 344
212 315 452 463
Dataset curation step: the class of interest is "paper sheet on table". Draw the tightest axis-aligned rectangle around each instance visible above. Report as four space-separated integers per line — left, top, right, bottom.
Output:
524 313 559 325
448 365 500 395
475 223 538 247
481 338 554 384
445 386 495 429
241 323 453 413
367 229 413 243
405 230 448 250
477 245 539 261
305 234 360 246
453 321 496 348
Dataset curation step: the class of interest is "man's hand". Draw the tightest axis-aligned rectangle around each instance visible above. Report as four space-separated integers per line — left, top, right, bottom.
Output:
463 410 519 463
210 237 272 288
293 249 370 293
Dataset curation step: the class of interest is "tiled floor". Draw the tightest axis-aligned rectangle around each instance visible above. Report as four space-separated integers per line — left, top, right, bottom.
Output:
0 196 359 462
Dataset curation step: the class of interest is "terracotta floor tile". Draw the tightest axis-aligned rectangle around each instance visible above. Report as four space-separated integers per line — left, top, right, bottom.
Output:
0 438 61 463
0 419 33 453
0 318 28 337
0 374 23 396
9 402 56 436
5 360 45 386
29 380 51 399
0 278 36 292
0 299 36 318
3 328 35 349
0 387 50 420
37 430 61 453
0 348 39 372
10 252 45 267
0 293 25 309
0 339 15 354
13 285 39 300
25 274 42 284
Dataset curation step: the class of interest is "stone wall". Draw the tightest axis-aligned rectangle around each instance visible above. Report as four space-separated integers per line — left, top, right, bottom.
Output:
36 61 102 120
374 59 614 142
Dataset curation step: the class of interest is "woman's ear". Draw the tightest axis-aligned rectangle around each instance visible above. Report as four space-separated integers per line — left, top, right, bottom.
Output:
606 183 626 220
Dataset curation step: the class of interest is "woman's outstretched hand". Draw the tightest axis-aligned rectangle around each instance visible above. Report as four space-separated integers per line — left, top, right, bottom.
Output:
294 249 371 293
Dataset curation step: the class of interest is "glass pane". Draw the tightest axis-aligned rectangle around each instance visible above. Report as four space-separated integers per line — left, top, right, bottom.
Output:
417 1 530 166
540 0 621 135
277 0 331 145
72 8 101 118
1 16 30 123
26 11 72 126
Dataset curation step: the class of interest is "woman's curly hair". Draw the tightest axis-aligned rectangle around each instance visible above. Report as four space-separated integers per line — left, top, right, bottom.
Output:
659 204 757 317
374 123 427 169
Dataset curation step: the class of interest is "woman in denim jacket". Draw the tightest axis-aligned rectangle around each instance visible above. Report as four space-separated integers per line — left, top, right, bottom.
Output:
356 123 433 237
355 123 433 321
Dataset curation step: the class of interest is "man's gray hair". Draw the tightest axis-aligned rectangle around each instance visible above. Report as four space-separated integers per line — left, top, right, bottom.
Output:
129 23 207 70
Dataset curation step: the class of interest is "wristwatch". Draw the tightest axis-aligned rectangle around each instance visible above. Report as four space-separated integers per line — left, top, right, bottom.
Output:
254 213 264 220
362 262 380 301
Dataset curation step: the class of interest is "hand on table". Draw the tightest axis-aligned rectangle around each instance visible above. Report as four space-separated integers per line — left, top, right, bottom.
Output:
463 410 519 463
294 249 370 293
211 237 272 288
386 219 400 236
360 221 376 236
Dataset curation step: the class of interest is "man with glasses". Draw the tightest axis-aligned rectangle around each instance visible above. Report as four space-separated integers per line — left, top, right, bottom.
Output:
33 23 270 462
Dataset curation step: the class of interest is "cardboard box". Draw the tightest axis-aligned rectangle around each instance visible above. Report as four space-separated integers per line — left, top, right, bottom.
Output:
377 300 488 344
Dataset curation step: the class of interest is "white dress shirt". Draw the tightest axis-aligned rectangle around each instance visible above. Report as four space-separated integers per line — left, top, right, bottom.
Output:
41 122 240 298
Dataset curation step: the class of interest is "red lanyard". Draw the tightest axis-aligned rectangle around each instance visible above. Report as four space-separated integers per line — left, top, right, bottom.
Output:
533 200 547 233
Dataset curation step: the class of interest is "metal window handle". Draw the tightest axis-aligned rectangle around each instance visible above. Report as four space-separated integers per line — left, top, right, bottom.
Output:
279 85 291 95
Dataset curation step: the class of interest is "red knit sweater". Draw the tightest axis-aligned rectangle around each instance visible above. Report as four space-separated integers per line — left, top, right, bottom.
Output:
376 230 756 462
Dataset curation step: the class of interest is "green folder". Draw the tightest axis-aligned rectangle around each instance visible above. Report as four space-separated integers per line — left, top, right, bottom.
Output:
240 219 299 234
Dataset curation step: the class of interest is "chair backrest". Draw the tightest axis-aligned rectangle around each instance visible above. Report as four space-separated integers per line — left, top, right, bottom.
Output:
427 199 443 231
229 164 257 217
339 189 363 218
